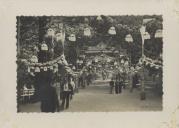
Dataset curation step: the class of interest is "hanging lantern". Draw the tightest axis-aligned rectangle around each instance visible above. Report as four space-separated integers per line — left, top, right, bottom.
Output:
35 67 40 73
155 29 162 38
84 28 91 36
96 15 102 21
143 32 151 39
41 43 48 51
55 32 65 42
140 26 146 35
30 55 38 63
76 59 80 64
95 58 98 63
108 26 116 35
124 61 129 66
114 61 117 65
79 60 83 64
125 34 133 42
107 58 111 63
43 67 48 71
47 28 55 37
121 59 125 64
68 34 76 42
72 66 76 70
87 61 92 66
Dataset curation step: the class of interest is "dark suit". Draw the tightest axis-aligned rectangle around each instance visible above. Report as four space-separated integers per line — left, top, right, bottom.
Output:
40 85 60 112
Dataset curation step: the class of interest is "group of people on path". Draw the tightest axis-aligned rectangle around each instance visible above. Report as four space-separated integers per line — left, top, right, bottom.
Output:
109 72 126 94
109 66 142 94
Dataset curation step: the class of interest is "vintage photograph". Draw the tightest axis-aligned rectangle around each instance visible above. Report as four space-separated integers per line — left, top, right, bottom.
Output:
16 15 163 112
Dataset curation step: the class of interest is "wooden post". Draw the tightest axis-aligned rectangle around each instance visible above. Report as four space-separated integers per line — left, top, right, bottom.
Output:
140 25 146 100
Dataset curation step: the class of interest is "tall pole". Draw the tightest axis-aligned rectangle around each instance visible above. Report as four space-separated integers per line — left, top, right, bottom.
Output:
140 25 146 100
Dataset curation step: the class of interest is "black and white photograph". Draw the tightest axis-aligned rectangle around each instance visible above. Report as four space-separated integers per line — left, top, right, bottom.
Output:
16 15 163 112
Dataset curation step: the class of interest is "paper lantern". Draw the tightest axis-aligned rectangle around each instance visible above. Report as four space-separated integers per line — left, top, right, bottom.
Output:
30 56 38 63
95 58 98 63
87 61 91 66
47 28 55 37
96 16 102 21
41 43 48 51
121 59 125 64
124 61 129 66
55 32 65 42
108 26 116 35
76 59 80 64
68 34 76 42
155 29 162 38
125 34 133 42
72 66 76 70
114 61 117 65
107 58 111 63
35 67 40 72
79 60 83 64
43 67 47 71
143 32 151 39
84 28 91 36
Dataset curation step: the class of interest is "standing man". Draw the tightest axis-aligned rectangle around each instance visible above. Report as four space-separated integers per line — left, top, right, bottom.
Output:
109 78 115 94
115 75 119 94
61 77 72 110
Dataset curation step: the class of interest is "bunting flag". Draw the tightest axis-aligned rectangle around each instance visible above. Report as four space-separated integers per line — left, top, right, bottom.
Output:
19 54 75 75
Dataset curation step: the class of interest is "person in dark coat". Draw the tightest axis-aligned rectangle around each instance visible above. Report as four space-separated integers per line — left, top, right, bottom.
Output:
115 79 119 94
131 72 139 92
109 78 115 94
40 84 60 112
39 70 60 112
